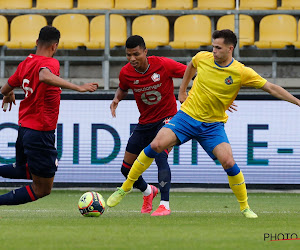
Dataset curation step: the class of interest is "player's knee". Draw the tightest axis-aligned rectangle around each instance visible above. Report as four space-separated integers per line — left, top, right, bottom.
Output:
150 141 164 153
221 159 236 169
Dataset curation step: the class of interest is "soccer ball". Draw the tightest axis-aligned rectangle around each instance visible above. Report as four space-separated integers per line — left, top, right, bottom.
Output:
78 191 105 217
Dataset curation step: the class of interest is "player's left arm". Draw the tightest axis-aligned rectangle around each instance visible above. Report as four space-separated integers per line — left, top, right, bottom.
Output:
261 81 300 106
1 83 16 112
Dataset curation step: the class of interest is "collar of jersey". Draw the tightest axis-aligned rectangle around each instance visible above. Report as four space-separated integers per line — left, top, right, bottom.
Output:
214 58 234 68
135 64 150 74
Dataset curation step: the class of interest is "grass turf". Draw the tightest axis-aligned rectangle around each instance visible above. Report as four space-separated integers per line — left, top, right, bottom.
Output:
0 190 299 249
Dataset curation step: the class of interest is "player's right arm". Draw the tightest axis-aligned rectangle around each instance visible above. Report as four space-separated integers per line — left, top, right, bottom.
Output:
110 87 128 117
39 68 98 92
178 61 197 103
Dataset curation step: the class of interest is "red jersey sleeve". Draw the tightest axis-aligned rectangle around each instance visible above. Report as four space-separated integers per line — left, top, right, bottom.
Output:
118 67 129 91
8 64 22 88
160 57 187 79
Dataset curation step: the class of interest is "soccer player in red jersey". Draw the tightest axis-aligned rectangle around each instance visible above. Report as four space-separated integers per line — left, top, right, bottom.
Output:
109 35 187 216
0 26 98 206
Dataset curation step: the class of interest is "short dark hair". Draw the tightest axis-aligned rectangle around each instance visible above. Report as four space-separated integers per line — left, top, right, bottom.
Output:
212 29 237 48
38 26 60 45
126 35 146 49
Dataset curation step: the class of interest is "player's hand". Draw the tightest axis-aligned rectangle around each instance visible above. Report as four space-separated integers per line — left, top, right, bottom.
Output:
178 91 188 104
2 92 16 112
110 99 119 117
78 83 98 92
227 102 238 113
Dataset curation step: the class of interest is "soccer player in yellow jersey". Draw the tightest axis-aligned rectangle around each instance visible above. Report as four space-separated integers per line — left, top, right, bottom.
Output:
107 29 300 218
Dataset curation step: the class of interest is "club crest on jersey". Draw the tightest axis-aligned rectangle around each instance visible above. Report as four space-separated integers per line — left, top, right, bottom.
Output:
225 76 233 85
133 80 139 84
151 73 160 82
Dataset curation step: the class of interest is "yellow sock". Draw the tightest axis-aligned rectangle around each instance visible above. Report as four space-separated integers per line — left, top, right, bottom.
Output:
227 171 249 211
121 150 154 192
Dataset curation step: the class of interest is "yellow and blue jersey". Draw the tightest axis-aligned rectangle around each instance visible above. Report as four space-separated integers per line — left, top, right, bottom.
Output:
180 51 267 123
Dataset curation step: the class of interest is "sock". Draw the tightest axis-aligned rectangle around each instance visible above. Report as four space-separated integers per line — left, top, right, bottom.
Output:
0 163 31 179
160 200 170 210
121 161 147 192
143 184 152 196
0 185 38 205
155 150 171 201
225 164 249 211
121 146 157 192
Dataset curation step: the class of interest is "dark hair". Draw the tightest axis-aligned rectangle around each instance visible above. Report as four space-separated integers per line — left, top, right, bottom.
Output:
38 26 60 45
126 35 146 49
212 29 237 48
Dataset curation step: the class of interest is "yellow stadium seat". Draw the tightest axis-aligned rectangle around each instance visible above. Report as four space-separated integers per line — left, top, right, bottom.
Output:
278 0 300 9
292 20 300 48
217 15 255 48
0 0 32 9
154 0 193 10
85 15 126 49
5 15 47 49
194 0 235 10
239 0 277 9
254 15 297 49
52 14 89 49
132 15 169 49
77 0 114 9
114 0 151 9
169 15 211 49
36 0 73 9
0 16 8 46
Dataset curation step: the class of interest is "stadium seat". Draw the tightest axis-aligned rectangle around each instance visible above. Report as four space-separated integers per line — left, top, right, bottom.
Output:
36 0 73 9
194 0 235 10
0 0 32 9
132 15 169 49
239 0 277 9
114 0 151 9
254 15 297 49
278 0 300 9
77 0 114 9
169 15 211 49
0 16 8 46
292 20 300 48
154 0 193 10
5 15 47 49
217 15 255 48
52 14 89 49
85 15 126 49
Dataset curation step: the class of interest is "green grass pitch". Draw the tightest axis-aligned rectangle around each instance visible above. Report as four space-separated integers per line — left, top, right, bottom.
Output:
0 189 299 249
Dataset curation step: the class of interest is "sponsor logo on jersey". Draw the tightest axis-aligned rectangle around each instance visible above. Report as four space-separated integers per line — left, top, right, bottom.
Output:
133 83 162 92
225 76 233 85
133 80 139 84
151 73 160 82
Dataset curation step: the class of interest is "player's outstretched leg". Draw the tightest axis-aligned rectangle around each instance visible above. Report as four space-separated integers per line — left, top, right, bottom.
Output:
0 163 31 180
0 185 38 205
151 150 171 216
225 164 257 218
121 161 158 213
107 146 158 208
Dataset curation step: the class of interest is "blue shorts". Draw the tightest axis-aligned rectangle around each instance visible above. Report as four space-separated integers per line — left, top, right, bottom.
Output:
126 116 173 155
164 111 229 160
16 127 58 178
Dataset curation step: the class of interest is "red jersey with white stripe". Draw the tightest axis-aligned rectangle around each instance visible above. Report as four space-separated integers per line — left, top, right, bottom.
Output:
8 54 61 131
119 56 187 124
